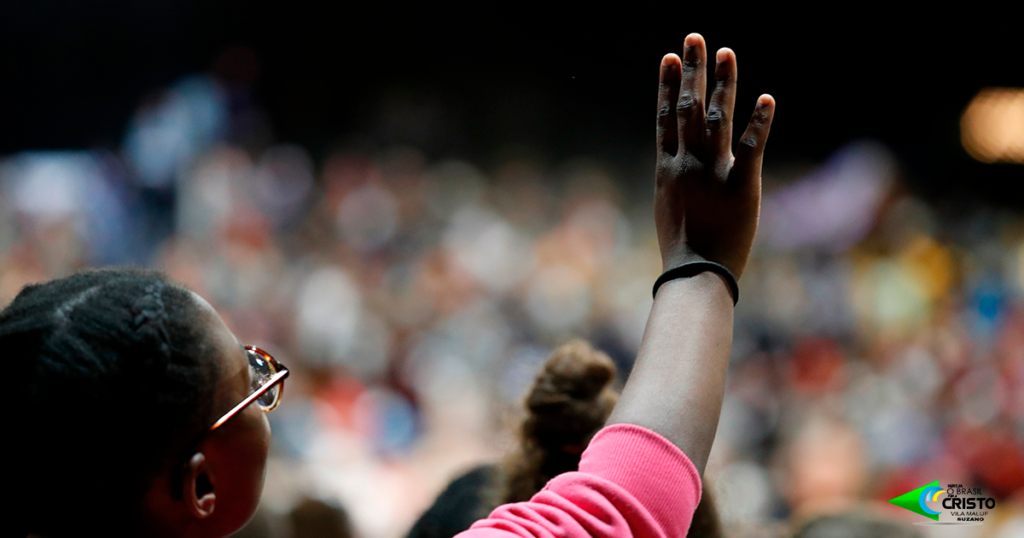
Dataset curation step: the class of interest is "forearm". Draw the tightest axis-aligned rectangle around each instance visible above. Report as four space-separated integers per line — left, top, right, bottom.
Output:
605 271 733 474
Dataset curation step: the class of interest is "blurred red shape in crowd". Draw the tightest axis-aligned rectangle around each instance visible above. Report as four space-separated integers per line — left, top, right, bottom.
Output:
789 337 847 395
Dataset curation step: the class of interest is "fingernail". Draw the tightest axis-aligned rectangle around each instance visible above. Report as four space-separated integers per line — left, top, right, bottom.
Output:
685 33 703 47
662 53 679 69
758 94 774 106
716 48 732 63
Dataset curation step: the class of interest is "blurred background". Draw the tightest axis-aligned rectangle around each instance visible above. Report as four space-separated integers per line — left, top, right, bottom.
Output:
2 4 1023 537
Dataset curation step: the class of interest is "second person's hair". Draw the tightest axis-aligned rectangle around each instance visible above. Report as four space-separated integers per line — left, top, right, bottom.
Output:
499 339 619 504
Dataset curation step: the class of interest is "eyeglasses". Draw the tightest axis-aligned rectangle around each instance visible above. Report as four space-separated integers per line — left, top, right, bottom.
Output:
209 346 289 432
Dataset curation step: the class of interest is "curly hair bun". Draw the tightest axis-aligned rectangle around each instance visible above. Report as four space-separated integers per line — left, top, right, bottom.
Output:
524 339 619 451
499 339 620 504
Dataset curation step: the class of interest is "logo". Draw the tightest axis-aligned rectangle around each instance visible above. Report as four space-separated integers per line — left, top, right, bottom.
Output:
888 481 995 524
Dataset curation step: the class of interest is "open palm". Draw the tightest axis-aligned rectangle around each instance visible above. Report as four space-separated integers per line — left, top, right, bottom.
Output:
654 33 775 279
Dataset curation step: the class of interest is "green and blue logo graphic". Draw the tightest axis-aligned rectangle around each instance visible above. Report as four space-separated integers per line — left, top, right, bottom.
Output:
889 481 995 524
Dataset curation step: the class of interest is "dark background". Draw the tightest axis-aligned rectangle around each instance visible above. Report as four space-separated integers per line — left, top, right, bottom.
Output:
2 3 1021 204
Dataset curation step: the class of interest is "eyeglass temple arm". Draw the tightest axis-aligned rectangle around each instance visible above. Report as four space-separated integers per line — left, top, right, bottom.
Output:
209 369 290 432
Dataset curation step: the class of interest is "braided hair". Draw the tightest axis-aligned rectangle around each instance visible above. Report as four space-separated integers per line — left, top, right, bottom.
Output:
5 268 220 537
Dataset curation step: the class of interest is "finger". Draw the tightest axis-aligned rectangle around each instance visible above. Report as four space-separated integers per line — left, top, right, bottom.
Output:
657 54 682 156
733 95 776 186
706 48 738 168
676 33 707 155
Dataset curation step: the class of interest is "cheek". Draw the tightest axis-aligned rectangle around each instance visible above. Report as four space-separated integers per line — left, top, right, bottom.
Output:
215 407 272 531
239 405 272 490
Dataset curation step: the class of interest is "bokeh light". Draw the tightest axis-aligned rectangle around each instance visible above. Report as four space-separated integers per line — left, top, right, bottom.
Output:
961 88 1024 164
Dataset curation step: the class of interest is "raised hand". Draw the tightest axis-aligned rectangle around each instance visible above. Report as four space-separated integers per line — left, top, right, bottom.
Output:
609 34 775 475
654 33 775 279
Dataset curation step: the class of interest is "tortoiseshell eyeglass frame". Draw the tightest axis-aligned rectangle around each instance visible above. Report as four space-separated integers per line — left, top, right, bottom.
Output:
208 346 289 432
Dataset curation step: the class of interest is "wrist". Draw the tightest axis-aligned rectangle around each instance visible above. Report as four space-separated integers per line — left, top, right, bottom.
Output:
654 261 739 305
653 273 734 318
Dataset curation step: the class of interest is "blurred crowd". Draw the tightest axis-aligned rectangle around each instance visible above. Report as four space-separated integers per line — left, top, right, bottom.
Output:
2 73 1023 538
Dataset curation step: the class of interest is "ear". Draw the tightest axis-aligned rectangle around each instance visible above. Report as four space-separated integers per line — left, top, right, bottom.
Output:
183 452 216 519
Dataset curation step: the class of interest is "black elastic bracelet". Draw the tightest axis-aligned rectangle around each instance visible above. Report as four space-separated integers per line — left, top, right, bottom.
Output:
652 261 739 305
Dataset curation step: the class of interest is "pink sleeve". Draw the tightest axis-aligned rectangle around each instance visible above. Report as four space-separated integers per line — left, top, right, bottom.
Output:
456 424 702 538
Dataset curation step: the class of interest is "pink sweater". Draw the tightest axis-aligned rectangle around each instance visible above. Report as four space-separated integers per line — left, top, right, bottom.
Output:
458 424 702 538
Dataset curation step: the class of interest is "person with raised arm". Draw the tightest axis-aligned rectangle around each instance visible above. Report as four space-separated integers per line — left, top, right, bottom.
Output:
459 32 774 538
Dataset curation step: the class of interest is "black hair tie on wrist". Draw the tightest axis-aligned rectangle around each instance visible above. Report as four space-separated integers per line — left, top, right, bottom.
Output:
652 261 739 305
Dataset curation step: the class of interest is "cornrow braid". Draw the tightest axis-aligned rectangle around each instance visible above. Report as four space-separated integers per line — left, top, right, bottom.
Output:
131 282 170 342
6 268 220 537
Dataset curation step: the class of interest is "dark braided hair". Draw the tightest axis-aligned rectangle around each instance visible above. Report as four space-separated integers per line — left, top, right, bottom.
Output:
5 268 220 537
